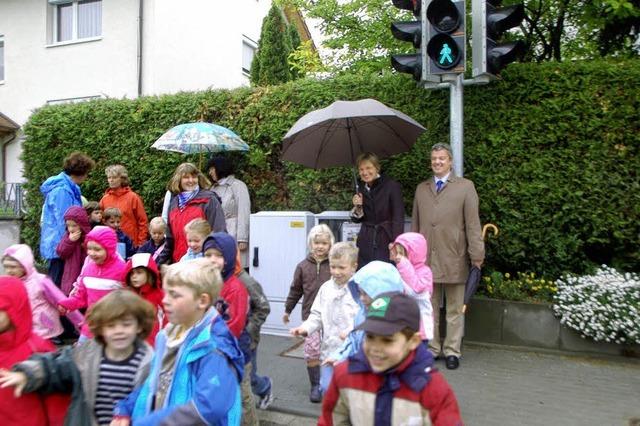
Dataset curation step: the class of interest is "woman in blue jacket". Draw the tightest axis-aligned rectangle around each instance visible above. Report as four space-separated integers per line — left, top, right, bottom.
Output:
39 152 94 285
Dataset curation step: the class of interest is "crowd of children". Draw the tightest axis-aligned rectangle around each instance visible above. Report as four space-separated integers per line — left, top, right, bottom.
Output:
0 157 464 425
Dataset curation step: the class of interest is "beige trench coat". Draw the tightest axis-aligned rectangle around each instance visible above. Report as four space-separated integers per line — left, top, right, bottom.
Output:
411 175 484 284
212 175 251 267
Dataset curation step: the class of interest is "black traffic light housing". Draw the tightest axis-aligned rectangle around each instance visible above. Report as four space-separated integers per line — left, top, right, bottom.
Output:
390 0 424 81
425 0 466 75
472 0 526 78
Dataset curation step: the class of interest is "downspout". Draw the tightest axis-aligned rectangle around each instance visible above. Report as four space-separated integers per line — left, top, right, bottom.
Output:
137 0 144 97
2 132 18 182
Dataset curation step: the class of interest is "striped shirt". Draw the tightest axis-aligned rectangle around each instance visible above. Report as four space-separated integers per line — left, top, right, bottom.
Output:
94 345 145 425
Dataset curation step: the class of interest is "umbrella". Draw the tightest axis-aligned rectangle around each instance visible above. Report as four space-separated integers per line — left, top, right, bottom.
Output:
281 99 426 190
152 122 249 167
462 223 500 313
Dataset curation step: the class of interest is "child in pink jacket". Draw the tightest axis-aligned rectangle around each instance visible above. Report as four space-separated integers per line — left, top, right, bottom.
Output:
390 232 434 342
58 226 126 339
2 244 83 340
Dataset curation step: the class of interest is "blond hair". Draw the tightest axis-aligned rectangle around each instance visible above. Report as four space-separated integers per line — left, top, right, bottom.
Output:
307 224 335 249
161 258 222 306
149 216 167 231
356 152 381 172
329 241 358 264
87 290 155 345
103 207 122 220
184 218 211 238
167 163 211 194
105 164 131 187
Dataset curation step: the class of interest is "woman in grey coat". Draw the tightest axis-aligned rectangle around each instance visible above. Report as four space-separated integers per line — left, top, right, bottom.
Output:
207 156 252 268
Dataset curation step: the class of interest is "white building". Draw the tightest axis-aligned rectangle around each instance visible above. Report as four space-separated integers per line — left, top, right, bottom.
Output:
0 0 313 183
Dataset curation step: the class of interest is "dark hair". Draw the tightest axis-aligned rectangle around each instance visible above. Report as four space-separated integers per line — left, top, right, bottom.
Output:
87 290 155 345
206 156 234 179
103 207 122 220
400 327 419 340
84 201 100 215
63 152 95 177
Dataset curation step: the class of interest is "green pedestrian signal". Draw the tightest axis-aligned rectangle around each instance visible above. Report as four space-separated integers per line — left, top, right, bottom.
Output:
425 0 465 74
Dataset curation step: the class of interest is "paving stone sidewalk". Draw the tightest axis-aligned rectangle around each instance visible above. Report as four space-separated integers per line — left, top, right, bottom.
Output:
256 334 640 425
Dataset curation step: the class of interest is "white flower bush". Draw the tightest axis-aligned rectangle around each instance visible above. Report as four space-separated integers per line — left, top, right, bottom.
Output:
553 266 640 344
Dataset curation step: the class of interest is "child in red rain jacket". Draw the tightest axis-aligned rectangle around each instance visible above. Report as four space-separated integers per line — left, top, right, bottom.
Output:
124 253 166 345
0 276 69 426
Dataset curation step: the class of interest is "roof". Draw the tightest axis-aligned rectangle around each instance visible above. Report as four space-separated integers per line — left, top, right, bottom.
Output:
0 112 19 137
282 5 317 53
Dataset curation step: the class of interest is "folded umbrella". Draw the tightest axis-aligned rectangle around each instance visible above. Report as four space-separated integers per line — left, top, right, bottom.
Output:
462 265 482 313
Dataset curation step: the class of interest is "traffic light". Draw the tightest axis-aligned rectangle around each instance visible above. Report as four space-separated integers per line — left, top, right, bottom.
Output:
425 0 466 75
472 0 526 78
390 0 424 81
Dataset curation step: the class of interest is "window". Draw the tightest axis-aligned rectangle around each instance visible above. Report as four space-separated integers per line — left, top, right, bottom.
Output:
50 0 102 43
0 36 4 81
242 37 257 75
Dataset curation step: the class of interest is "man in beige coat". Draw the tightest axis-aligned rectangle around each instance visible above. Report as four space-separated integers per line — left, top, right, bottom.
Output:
411 143 484 369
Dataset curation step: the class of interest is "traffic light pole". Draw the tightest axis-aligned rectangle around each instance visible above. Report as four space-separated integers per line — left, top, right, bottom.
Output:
449 74 464 176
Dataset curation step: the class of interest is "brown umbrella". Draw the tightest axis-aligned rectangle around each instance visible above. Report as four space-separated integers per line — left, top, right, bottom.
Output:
282 99 426 190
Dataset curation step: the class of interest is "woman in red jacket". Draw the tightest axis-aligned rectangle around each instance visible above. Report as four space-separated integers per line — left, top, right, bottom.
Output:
157 163 226 264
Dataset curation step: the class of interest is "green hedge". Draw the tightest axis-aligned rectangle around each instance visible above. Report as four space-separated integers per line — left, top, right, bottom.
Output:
21 59 640 278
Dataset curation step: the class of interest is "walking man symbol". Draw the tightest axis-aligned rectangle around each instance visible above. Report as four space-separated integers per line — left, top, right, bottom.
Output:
438 43 453 65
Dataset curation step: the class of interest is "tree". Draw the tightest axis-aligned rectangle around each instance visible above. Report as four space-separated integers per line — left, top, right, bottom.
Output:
284 0 638 72
287 24 302 79
251 4 294 85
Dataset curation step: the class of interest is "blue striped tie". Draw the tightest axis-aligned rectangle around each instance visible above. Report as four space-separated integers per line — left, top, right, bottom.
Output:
436 180 444 193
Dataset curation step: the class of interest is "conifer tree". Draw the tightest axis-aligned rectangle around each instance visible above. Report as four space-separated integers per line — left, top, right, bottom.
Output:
250 4 292 86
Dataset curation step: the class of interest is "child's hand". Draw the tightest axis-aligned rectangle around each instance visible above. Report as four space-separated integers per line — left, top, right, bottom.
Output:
322 358 337 366
289 326 307 337
57 305 68 315
69 230 82 242
282 313 290 325
0 369 28 397
109 418 131 426
339 330 349 340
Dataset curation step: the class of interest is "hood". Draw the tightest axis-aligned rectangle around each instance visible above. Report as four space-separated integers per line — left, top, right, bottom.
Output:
125 253 161 289
104 186 132 197
40 171 80 199
0 276 32 353
348 260 405 304
63 205 92 235
3 244 36 277
394 232 428 266
202 232 237 280
85 226 119 263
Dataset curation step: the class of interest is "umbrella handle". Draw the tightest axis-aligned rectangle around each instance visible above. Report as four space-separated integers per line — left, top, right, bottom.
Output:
462 304 467 314
482 223 499 241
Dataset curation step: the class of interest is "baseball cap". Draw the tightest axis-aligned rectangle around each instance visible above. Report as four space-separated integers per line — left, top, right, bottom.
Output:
355 292 420 336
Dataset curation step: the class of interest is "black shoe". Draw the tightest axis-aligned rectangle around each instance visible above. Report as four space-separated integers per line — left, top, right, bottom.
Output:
445 356 460 370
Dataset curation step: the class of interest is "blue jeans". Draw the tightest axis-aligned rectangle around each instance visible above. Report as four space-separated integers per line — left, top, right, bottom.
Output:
250 347 271 397
320 365 334 394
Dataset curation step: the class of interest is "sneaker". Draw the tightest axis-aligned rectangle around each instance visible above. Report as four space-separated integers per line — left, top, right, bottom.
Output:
257 378 273 410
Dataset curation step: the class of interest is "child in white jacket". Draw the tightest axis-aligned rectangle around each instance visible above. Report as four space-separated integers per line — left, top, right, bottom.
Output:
290 242 360 394
390 232 434 342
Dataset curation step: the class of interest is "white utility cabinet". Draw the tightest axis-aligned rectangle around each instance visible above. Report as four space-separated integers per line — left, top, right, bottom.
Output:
250 211 316 335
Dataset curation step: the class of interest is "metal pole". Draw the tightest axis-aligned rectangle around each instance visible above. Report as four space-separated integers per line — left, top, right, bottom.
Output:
449 73 464 177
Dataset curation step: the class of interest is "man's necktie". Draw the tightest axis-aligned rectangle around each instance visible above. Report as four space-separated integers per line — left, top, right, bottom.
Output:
436 180 444 193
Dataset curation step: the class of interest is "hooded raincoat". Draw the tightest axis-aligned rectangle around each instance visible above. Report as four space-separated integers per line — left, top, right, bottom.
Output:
330 261 405 362
202 232 249 339
56 206 92 295
394 232 434 340
3 244 84 338
59 226 126 337
40 171 83 260
0 276 69 426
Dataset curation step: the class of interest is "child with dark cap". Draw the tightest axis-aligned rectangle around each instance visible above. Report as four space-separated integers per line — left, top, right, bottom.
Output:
319 292 463 426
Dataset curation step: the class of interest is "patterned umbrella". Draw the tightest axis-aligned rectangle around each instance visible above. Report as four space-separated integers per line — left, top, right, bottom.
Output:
152 122 249 155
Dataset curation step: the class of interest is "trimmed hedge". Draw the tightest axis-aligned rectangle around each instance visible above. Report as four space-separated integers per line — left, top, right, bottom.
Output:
22 59 640 278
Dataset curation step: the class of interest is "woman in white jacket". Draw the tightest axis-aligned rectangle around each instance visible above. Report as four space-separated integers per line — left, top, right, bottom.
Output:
206 155 252 267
